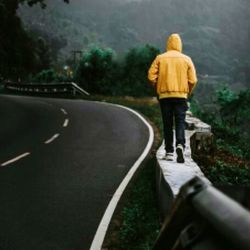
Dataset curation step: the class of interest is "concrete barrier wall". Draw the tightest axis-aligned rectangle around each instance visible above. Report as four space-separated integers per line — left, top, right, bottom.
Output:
156 110 213 220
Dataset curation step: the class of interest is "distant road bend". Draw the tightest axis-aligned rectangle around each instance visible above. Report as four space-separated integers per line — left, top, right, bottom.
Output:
0 95 152 250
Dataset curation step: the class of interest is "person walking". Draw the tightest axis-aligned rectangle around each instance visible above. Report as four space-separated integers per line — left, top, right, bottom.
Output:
148 33 197 163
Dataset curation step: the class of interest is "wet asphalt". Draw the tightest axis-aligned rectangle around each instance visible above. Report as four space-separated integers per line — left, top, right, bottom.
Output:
0 95 150 250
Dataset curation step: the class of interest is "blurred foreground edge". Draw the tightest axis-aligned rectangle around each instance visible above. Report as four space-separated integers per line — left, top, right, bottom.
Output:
153 176 250 250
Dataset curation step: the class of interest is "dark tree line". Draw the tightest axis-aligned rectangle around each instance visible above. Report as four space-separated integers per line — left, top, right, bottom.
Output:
19 0 250 87
0 0 68 80
74 45 159 96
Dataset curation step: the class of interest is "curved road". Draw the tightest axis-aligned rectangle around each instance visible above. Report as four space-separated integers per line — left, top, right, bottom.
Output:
0 95 150 250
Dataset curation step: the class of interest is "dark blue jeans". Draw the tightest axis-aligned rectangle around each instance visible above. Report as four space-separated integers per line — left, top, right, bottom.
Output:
159 98 188 153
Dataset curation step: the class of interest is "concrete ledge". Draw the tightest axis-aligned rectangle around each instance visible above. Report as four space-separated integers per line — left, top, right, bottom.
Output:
156 112 212 219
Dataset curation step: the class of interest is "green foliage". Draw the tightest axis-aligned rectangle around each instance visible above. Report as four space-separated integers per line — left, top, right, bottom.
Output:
0 0 68 80
0 0 34 79
75 47 118 94
118 158 160 250
216 85 238 107
190 98 203 117
35 37 52 71
192 86 250 159
75 45 159 96
217 88 250 153
4 0 250 86
216 139 244 158
121 45 159 96
191 85 250 186
20 0 69 8
32 68 73 83
205 160 250 186
19 0 250 87
32 69 58 82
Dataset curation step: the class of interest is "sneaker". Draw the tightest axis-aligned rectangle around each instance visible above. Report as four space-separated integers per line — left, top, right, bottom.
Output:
165 152 174 161
176 144 185 163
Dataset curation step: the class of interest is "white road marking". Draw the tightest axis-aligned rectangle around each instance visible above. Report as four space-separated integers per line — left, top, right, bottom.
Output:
1 152 31 167
90 103 154 250
61 108 68 115
63 119 69 127
45 133 60 144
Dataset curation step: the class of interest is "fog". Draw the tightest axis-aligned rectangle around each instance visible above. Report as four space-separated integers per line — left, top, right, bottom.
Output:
19 0 250 84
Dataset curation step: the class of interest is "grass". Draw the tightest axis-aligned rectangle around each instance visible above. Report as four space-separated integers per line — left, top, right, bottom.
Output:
107 157 161 250
201 160 250 186
190 111 250 186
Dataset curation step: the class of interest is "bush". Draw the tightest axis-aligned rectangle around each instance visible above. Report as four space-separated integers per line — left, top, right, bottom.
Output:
74 45 159 96
31 67 74 83
75 47 118 95
118 158 160 250
120 45 160 96
206 161 250 186
32 69 58 83
191 86 250 159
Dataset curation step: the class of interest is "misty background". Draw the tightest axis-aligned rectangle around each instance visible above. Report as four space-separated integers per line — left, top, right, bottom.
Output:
0 1 250 249
18 0 250 88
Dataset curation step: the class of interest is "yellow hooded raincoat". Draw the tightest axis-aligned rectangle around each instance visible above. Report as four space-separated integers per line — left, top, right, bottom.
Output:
148 34 197 99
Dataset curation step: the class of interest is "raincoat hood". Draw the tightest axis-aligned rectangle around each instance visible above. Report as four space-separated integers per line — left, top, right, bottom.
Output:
167 33 182 52
148 32 197 99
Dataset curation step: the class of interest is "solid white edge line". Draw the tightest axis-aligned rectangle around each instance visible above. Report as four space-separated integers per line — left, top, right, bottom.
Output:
89 102 154 250
63 119 69 127
45 133 60 144
1 152 31 167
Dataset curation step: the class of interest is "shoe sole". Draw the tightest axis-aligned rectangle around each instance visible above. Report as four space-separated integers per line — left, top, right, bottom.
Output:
176 148 184 163
165 158 174 161
164 155 174 161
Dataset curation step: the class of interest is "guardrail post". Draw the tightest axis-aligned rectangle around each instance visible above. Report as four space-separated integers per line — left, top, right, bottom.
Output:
153 177 250 250
190 131 214 161
153 177 207 250
186 110 214 162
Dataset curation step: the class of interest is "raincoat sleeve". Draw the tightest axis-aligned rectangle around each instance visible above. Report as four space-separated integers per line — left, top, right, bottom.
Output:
148 56 159 87
187 58 198 94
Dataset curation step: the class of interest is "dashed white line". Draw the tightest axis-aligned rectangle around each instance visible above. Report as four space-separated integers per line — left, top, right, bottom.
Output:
1 152 31 167
63 119 69 127
45 133 60 144
61 108 68 115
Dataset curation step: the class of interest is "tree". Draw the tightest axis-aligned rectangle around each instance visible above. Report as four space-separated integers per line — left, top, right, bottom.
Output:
0 0 68 80
75 45 160 96
121 45 159 96
20 0 69 8
196 86 250 158
75 47 117 94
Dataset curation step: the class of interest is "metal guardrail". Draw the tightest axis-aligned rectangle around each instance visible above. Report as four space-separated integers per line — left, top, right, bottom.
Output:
3 82 90 96
154 177 250 250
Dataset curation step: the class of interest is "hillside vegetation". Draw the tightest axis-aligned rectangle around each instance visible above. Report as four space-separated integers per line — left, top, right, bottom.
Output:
1 2 249 248
18 0 250 87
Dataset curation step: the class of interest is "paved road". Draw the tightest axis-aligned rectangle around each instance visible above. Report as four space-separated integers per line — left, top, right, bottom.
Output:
0 95 150 250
